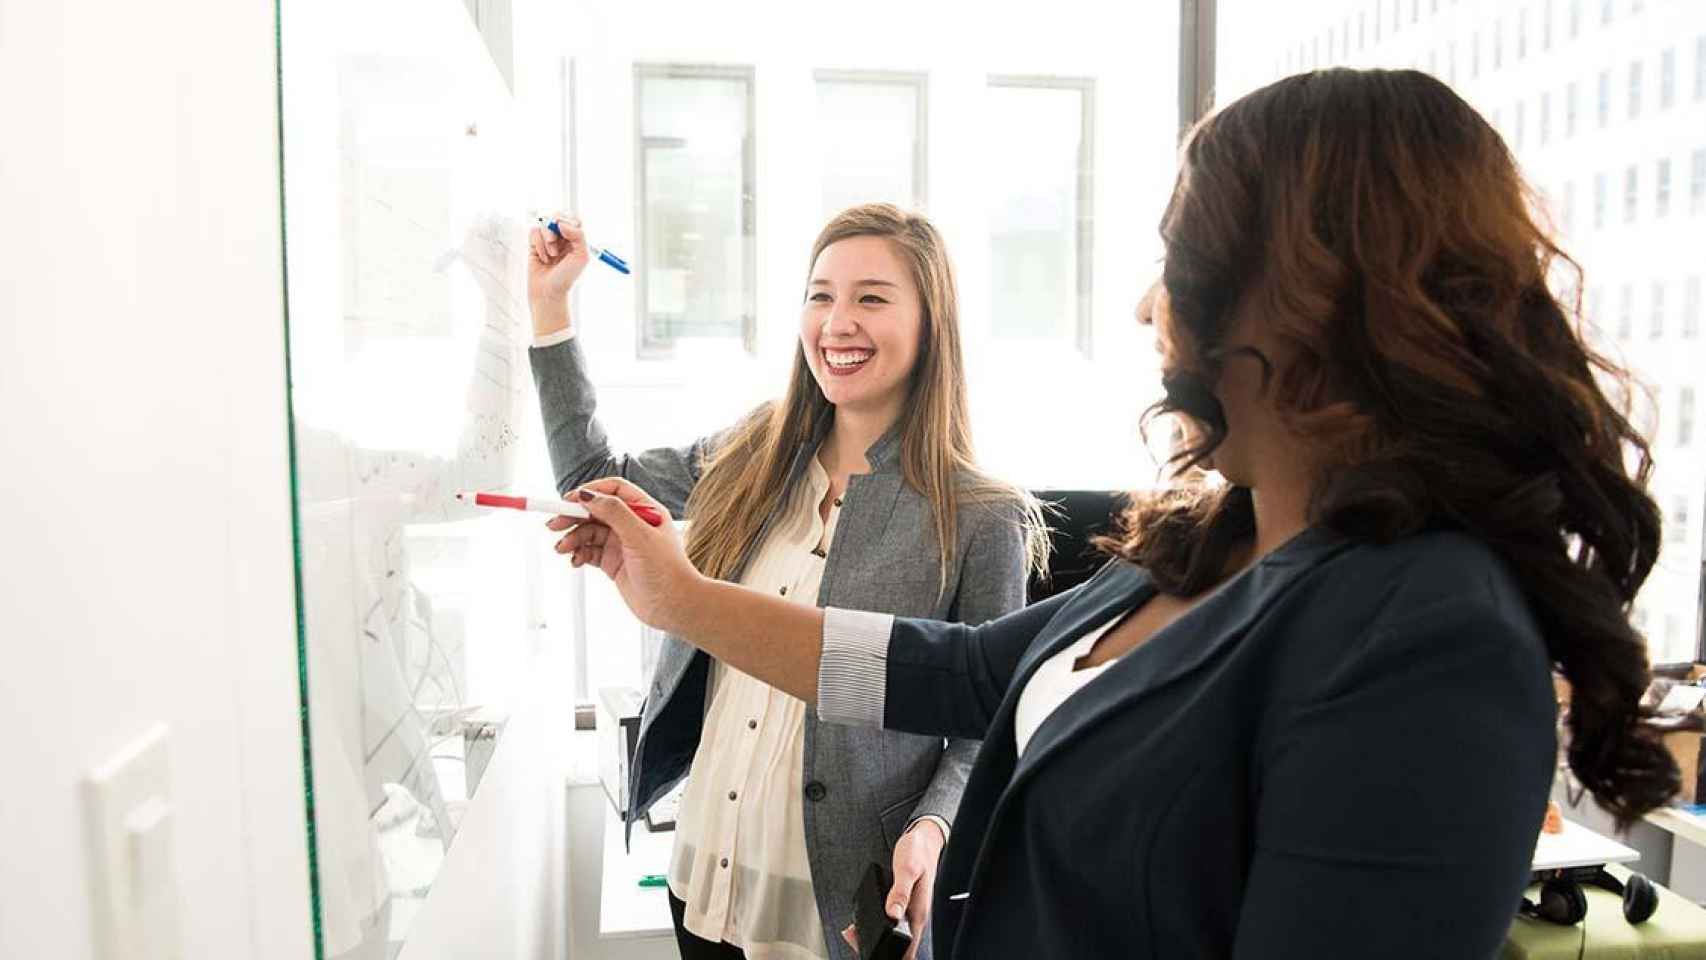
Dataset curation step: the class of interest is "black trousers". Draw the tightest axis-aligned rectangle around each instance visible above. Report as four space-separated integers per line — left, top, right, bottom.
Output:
668 893 748 960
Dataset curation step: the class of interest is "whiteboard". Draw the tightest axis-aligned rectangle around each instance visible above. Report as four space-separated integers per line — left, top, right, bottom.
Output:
280 1 534 954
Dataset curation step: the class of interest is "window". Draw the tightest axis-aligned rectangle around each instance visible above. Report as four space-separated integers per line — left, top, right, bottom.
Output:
1571 0 1583 39
1602 0 1614 26
1566 81 1579 137
1618 284 1634 339
1629 61 1643 119
815 71 927 219
1472 31 1481 78
1651 280 1666 338
1687 276 1702 338
1694 149 1706 214
635 65 756 355
1562 180 1576 233
1624 164 1639 222
1544 0 1555 51
1598 69 1611 127
1681 386 1697 446
987 77 1094 353
1657 157 1672 217
1494 19 1505 69
1359 11 1367 49
1540 92 1552 145
1519 9 1529 60
1674 497 1692 546
1515 101 1526 147
1594 171 1608 227
1661 48 1677 108
1698 36 1706 100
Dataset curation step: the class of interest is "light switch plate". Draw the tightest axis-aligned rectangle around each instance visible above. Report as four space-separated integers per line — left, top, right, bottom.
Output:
85 724 181 960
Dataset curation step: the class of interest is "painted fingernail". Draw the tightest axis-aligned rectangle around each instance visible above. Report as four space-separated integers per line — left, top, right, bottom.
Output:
576 490 594 502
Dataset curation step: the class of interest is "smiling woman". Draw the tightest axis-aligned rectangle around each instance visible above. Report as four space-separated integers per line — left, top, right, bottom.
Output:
525 202 1046 959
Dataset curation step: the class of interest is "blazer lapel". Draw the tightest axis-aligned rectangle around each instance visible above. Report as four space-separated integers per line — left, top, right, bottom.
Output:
1007 563 1155 692
1007 527 1353 789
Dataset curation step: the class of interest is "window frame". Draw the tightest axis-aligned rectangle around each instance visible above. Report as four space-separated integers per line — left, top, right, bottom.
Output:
631 62 759 359
812 68 931 214
987 73 1098 357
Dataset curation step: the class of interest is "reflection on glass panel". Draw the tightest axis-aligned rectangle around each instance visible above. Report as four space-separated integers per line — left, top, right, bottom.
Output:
816 73 925 218
1217 0 1706 662
987 80 1092 350
636 67 754 353
280 1 543 954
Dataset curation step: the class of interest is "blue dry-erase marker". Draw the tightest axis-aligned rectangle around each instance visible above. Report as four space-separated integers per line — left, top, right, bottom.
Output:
536 216 631 275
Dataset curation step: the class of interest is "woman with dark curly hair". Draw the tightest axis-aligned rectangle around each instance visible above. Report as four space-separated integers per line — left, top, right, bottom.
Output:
549 68 1677 958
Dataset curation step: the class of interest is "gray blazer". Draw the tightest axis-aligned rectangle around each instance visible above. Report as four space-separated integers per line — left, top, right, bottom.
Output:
530 340 1029 959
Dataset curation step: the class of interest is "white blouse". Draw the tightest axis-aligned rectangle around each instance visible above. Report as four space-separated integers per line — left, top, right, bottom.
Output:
667 455 838 960
1013 613 1128 757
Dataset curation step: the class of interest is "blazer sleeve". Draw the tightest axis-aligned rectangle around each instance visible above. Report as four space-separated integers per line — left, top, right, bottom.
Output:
818 583 1079 741
1230 594 1557 959
910 502 1034 829
529 338 720 515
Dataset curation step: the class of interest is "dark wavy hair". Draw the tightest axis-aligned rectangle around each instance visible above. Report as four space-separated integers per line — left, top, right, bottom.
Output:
1102 69 1675 825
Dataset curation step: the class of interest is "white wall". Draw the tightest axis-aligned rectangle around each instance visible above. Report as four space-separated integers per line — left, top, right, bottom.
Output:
0 1 313 959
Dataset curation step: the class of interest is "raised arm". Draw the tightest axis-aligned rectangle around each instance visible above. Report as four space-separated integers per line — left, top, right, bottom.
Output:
1231 595 1556 958
562 479 1076 739
529 339 720 514
526 214 713 515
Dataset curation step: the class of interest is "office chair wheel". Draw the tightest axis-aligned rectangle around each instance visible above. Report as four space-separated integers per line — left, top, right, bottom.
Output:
1521 878 1589 926
1622 872 1658 924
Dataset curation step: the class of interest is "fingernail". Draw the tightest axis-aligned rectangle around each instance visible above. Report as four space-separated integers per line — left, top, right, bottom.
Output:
576 490 594 502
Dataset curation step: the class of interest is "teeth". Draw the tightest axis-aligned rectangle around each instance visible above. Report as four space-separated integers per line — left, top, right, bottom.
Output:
825 349 873 368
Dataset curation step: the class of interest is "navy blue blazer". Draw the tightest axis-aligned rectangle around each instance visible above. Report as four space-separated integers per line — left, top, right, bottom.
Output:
876 527 1556 958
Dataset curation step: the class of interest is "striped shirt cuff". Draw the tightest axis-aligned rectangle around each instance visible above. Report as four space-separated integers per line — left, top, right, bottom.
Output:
532 327 577 348
817 608 895 728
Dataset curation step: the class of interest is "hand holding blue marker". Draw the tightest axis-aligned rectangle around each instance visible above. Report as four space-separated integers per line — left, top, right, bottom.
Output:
535 215 631 276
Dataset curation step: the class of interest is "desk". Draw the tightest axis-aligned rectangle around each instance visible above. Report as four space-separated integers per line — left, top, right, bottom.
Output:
1533 818 1640 871
1507 819 1706 959
599 805 675 939
1646 807 1706 849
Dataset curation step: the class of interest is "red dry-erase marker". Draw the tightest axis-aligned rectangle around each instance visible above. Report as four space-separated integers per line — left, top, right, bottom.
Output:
454 491 666 527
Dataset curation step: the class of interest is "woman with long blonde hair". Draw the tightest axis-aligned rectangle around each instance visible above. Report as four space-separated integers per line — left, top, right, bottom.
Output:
527 203 1044 960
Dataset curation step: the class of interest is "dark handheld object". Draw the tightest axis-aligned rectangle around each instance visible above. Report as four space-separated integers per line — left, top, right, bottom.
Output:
853 862 913 960
1519 865 1659 926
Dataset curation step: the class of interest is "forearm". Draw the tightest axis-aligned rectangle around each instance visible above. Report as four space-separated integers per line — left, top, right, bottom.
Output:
668 576 828 703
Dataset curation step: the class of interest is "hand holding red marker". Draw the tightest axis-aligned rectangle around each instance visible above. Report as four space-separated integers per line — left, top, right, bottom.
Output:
454 490 665 527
